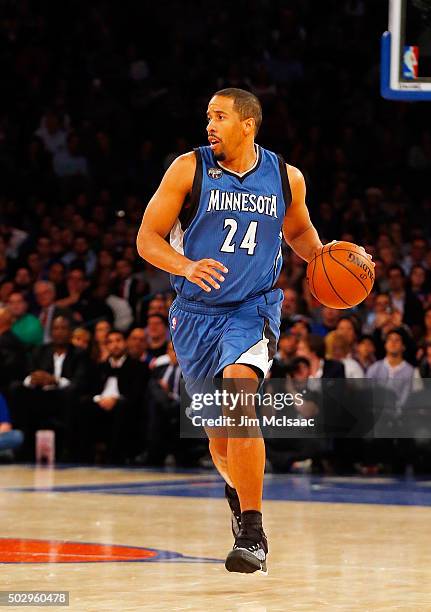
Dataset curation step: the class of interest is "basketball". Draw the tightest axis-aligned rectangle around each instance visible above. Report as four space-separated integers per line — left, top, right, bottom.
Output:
306 241 374 309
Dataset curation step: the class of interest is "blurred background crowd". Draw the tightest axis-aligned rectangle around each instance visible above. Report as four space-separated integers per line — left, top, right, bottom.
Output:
1 0 431 473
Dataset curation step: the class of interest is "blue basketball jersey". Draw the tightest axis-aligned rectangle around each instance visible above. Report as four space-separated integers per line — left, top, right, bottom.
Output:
170 144 291 304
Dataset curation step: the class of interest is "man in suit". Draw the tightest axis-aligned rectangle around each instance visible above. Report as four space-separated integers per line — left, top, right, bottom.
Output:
10 316 89 460
296 333 352 471
55 268 113 325
33 280 72 343
139 341 203 467
112 259 142 312
82 330 148 464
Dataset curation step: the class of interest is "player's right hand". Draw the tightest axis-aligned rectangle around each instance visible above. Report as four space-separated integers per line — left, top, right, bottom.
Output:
184 258 228 292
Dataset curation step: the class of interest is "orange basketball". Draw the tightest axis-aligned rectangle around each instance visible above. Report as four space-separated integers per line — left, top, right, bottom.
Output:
306 241 374 309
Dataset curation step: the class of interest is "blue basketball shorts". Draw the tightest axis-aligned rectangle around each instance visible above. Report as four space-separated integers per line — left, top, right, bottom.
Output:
169 288 283 394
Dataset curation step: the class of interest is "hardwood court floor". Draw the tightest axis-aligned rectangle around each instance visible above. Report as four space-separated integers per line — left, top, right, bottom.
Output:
1 465 431 611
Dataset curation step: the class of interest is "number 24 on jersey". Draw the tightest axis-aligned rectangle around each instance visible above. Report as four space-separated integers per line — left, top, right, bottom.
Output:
220 219 258 255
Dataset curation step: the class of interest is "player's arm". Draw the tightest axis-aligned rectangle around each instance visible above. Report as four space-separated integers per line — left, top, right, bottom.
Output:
282 165 323 263
136 152 227 293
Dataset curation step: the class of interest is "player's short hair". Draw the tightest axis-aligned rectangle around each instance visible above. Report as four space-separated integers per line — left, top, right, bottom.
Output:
213 88 262 135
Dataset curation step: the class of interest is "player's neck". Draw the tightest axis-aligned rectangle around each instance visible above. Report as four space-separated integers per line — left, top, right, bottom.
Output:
218 142 257 175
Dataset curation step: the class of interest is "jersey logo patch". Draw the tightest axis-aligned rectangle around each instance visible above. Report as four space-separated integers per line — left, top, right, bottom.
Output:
208 167 223 180
171 316 177 330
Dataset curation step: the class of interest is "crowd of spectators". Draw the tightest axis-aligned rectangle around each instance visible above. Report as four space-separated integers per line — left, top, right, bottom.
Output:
0 0 431 472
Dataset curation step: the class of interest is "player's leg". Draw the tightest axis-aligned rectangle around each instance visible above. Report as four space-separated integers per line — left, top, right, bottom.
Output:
223 363 265 512
208 436 233 486
206 435 242 537
222 362 268 574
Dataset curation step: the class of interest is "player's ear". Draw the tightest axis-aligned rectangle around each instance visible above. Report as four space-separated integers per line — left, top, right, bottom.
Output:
243 117 255 136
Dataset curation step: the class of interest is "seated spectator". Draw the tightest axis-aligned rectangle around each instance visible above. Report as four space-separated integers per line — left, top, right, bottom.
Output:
137 295 169 326
127 327 148 362
408 264 430 306
371 306 417 365
92 282 132 332
402 237 428 275
285 253 307 294
35 235 53 274
140 262 171 295
91 319 112 363
62 234 97 276
56 268 112 324
147 296 169 317
335 316 360 357
418 307 431 359
280 288 300 330
387 264 424 334
311 306 340 337
267 355 329 474
270 331 298 378
356 335 377 373
0 307 26 392
7 292 43 347
419 341 431 381
13 267 33 300
33 280 72 343
2 223 28 260
366 329 422 414
0 281 14 307
146 314 168 360
10 316 89 461
363 292 391 334
71 327 92 352
26 252 43 282
325 331 364 378
289 316 311 340
47 261 67 299
298 333 364 472
140 341 187 466
35 110 67 155
0 393 23 461
296 334 345 378
112 259 142 311
53 133 88 177
96 249 115 274
81 330 148 464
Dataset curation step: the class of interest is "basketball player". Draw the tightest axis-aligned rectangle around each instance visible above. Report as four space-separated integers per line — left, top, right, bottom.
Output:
137 88 371 574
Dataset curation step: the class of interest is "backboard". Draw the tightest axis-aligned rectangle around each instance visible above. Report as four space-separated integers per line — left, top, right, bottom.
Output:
381 0 431 100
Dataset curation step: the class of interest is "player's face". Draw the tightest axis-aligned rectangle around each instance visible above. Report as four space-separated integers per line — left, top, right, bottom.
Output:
206 96 249 161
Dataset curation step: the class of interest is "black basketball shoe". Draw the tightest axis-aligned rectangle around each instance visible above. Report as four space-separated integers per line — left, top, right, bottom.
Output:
225 510 268 574
225 483 241 537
